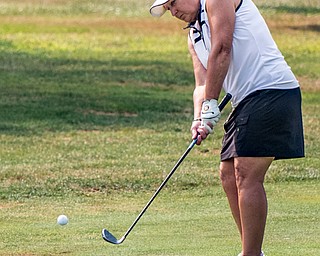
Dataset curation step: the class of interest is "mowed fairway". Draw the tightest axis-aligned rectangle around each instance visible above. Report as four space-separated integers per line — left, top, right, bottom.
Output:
0 0 319 255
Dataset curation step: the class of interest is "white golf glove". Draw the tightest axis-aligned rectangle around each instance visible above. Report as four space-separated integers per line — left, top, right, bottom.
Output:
200 99 221 134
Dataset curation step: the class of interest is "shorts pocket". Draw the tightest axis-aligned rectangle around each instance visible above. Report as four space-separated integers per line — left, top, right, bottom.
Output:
236 115 249 127
235 115 249 143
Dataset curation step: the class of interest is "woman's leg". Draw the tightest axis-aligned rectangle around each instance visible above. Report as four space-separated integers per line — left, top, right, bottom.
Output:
220 159 242 236
234 157 273 256
220 157 273 256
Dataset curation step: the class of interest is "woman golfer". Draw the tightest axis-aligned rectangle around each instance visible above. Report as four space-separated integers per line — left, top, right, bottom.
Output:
149 0 305 255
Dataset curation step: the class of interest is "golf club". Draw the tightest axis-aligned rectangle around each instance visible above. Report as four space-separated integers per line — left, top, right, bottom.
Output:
102 93 232 245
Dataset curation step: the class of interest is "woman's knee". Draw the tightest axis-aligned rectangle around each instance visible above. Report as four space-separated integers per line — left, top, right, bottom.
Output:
219 159 235 187
234 157 273 189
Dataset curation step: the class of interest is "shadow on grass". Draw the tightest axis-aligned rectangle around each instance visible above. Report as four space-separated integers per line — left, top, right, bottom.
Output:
0 40 194 135
289 24 320 32
259 5 320 15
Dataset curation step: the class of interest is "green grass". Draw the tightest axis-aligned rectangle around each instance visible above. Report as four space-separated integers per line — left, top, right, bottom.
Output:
1 183 319 256
0 0 319 255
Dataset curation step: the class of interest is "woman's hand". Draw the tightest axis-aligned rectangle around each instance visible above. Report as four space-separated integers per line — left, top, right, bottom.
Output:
190 120 213 145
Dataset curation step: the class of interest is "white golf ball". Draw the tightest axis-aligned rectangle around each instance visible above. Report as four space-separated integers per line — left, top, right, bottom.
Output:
57 215 69 225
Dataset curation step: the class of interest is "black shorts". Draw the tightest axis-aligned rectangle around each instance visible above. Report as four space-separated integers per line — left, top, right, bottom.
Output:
221 88 305 161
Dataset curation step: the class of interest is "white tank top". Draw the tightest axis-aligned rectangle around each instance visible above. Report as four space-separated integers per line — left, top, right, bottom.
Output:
189 0 299 107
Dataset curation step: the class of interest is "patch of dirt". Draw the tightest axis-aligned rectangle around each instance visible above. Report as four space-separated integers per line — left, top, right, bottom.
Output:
298 77 320 92
82 109 138 117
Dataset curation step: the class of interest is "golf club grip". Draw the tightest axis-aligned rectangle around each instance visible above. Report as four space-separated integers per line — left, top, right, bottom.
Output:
190 92 232 148
218 93 232 111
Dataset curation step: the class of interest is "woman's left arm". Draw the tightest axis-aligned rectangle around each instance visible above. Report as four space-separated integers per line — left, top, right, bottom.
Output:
204 0 236 100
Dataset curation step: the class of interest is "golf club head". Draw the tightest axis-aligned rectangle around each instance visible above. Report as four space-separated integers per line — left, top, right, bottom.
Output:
102 229 124 245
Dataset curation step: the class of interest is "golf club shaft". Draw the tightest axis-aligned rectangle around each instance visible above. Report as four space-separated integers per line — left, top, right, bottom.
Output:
102 93 232 244
120 93 232 241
